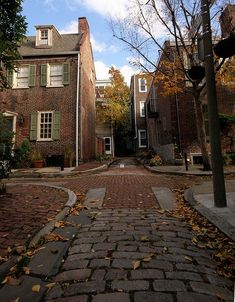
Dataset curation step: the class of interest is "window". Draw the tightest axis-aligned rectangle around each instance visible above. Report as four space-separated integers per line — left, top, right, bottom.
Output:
7 65 36 89
140 101 145 117
50 64 63 86
139 78 147 92
40 63 70 87
40 29 48 45
30 111 60 141
138 129 147 148
39 112 53 140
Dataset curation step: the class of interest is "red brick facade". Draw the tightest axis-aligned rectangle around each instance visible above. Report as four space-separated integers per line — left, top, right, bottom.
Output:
0 17 96 164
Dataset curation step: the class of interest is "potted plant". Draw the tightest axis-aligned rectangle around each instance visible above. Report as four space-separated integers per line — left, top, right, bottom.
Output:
31 148 44 168
64 145 74 167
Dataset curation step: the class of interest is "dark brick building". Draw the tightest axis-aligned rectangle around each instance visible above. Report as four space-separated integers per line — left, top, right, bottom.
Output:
130 74 151 153
0 17 96 165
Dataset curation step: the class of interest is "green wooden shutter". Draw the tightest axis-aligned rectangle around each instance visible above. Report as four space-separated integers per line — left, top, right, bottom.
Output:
52 111 60 140
40 64 47 86
7 69 13 87
62 63 70 85
29 65 36 87
30 112 38 141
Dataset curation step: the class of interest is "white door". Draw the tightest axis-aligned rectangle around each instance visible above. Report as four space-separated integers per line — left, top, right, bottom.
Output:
104 137 112 154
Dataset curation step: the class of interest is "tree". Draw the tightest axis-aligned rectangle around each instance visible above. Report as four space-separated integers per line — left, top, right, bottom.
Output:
96 67 131 154
0 0 27 89
111 0 228 170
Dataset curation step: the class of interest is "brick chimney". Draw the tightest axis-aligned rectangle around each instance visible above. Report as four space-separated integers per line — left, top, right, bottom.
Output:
219 4 235 38
78 17 90 38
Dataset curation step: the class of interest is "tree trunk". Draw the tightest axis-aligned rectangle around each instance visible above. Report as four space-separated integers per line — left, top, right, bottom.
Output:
194 90 211 171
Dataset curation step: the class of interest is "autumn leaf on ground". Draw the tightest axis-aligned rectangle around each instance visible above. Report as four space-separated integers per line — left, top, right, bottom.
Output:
23 267 31 275
15 245 25 254
89 200 98 204
142 253 155 262
54 221 65 228
156 209 165 214
140 236 149 242
1 276 22 286
7 247 12 254
46 282 56 289
50 249 59 254
44 233 69 242
185 256 193 262
32 284 41 292
133 260 141 270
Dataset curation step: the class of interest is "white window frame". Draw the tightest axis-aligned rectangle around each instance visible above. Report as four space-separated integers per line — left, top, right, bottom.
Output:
138 129 147 148
139 78 147 92
104 136 112 155
36 28 52 47
39 29 48 45
12 65 29 89
140 101 146 117
37 111 53 141
47 64 63 88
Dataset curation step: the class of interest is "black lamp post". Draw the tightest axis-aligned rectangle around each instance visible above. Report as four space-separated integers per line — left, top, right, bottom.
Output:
201 0 227 207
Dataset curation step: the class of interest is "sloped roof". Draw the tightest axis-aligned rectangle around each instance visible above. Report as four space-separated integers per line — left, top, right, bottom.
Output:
19 33 82 57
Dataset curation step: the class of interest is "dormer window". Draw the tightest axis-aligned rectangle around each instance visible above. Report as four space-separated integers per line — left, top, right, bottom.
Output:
35 26 55 47
40 29 48 45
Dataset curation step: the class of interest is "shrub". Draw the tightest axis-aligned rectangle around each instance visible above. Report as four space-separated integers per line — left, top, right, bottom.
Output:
12 139 32 168
149 155 163 166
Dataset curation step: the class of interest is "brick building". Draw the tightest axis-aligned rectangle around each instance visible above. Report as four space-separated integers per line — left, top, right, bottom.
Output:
0 17 96 165
130 74 151 153
146 38 235 164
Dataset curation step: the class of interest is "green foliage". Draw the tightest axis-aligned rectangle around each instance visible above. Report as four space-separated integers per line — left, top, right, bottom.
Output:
219 113 235 130
13 139 32 168
95 154 110 162
96 67 130 128
223 153 232 166
0 113 14 180
0 0 27 89
149 155 163 166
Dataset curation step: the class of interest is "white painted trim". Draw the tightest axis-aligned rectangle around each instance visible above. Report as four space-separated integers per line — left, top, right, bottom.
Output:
138 129 147 148
103 136 112 155
140 101 145 117
138 78 147 92
76 53 80 166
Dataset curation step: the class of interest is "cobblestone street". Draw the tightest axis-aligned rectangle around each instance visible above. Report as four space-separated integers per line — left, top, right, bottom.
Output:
0 159 234 301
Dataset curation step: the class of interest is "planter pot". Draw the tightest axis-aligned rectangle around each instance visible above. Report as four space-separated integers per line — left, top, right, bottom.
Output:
33 160 44 168
175 158 184 166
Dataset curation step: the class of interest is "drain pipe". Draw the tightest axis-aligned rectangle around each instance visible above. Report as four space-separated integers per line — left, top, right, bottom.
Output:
76 53 80 166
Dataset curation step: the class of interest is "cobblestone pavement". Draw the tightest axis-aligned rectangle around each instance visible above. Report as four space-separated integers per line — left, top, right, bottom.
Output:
0 160 234 301
43 208 233 302
0 184 67 257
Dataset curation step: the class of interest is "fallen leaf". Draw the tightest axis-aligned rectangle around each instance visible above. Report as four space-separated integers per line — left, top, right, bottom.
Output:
89 200 98 204
140 236 149 242
142 256 152 262
44 233 69 242
46 282 56 289
2 276 22 286
15 245 25 254
23 267 31 275
157 209 165 214
50 249 59 254
7 247 12 253
185 256 193 262
133 260 141 270
54 221 65 228
32 284 41 292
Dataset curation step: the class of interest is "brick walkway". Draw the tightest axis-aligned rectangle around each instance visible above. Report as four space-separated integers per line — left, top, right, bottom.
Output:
0 184 67 258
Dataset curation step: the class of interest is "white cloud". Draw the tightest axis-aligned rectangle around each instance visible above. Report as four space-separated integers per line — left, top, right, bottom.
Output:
91 35 107 53
74 0 131 19
95 61 110 80
59 20 78 34
95 60 137 86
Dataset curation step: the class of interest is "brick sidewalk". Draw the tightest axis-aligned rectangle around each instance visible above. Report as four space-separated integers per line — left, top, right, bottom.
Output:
0 184 67 258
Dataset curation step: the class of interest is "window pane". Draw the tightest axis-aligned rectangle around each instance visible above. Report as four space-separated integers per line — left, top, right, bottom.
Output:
39 112 53 139
17 66 29 88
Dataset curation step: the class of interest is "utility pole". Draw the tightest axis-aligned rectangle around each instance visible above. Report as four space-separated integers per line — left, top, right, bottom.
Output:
201 0 227 207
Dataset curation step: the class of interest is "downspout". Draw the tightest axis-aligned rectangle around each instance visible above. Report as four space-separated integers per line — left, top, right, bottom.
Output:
133 75 138 151
76 53 80 166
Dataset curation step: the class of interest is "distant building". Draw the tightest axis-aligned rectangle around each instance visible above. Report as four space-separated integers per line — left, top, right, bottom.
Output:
95 79 114 157
130 74 151 153
0 17 96 165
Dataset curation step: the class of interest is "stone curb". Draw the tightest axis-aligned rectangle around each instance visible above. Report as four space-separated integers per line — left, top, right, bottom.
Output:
184 187 235 242
9 163 109 179
145 165 235 176
0 183 77 279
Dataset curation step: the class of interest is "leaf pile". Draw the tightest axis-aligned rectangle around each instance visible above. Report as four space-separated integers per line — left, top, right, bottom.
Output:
171 188 235 280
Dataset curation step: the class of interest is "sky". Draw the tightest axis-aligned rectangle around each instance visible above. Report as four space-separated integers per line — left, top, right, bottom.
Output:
22 0 139 85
